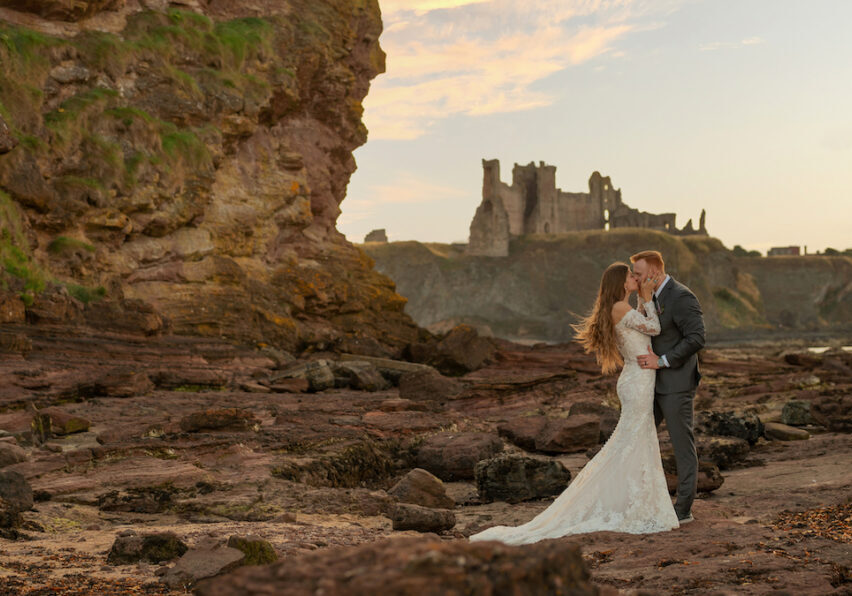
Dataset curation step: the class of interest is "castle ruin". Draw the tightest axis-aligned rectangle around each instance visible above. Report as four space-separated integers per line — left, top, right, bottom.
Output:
468 159 707 257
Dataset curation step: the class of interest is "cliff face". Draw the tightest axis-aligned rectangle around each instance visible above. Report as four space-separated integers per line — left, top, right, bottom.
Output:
0 0 419 356
363 230 852 342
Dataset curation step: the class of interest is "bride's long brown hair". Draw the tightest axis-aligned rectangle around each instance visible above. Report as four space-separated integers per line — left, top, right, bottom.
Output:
572 262 630 375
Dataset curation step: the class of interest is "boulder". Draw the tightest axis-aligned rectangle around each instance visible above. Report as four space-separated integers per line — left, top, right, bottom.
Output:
662 452 724 493
162 538 246 589
415 432 503 481
764 422 810 441
0 442 28 468
194 535 597 596
431 325 496 375
398 369 463 402
781 399 815 426
696 410 764 445
498 415 600 454
107 531 188 565
269 360 336 392
696 436 750 470
0 470 32 514
305 361 336 392
569 400 620 442
226 535 277 565
331 361 389 392
810 394 852 432
390 503 455 533
40 408 90 436
475 454 571 503
179 409 257 433
387 468 454 509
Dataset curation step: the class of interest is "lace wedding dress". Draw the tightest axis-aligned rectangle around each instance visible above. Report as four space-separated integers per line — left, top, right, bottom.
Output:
469 300 680 545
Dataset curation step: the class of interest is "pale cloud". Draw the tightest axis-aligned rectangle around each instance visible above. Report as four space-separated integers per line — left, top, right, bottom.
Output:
367 0 684 139
381 0 492 15
345 174 468 212
699 36 765 51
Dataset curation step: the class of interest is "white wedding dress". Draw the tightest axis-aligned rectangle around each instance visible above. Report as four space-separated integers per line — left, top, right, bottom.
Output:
469 300 680 545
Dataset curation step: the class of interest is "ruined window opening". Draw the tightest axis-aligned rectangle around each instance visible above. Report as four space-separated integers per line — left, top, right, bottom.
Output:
664 222 670 230
544 222 550 233
605 222 610 231
604 184 609 190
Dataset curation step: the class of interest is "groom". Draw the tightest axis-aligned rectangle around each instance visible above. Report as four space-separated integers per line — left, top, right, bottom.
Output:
630 250 706 524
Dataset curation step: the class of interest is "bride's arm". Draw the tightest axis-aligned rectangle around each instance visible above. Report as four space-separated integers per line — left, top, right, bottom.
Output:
622 301 661 336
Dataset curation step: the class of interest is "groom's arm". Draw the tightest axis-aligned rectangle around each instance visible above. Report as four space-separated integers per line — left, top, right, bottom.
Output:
663 289 705 369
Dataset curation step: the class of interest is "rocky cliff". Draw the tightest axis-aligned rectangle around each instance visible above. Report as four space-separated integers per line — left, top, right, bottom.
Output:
0 0 419 356
363 230 852 342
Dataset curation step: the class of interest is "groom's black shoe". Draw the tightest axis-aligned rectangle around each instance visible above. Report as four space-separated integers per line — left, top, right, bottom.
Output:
677 512 694 525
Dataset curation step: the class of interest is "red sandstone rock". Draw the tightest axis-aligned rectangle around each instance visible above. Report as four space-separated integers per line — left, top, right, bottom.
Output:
811 394 852 432
398 369 462 402
179 409 257 433
415 432 503 481
431 325 497 375
40 407 90 436
390 502 455 532
194 536 598 596
498 415 600 454
387 468 454 510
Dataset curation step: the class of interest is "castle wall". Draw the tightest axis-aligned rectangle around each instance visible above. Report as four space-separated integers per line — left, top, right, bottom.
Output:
468 159 706 254
555 191 603 232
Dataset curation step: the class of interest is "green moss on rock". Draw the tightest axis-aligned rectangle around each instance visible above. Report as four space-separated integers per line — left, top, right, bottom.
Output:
226 535 278 565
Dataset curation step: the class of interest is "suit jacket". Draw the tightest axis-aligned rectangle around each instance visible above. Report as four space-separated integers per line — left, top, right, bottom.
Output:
652 277 706 395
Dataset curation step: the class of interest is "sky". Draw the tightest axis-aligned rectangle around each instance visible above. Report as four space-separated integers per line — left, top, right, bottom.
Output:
338 0 852 254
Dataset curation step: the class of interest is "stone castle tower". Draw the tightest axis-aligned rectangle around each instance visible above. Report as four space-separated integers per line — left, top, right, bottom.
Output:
468 160 705 257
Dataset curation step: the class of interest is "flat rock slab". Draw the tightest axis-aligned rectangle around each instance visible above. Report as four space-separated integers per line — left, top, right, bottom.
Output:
162 540 246 589
398 369 462 402
180 408 258 432
764 422 810 441
27 456 209 496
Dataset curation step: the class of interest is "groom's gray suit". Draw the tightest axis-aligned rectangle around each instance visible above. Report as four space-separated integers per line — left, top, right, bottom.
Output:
651 276 705 518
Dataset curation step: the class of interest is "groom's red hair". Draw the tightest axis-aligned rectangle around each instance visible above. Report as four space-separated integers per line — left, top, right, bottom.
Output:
630 250 665 269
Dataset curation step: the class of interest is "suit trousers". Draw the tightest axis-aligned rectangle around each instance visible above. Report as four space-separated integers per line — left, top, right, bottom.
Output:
654 389 697 517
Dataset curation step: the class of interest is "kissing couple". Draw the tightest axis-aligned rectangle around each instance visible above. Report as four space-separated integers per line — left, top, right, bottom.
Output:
471 250 706 544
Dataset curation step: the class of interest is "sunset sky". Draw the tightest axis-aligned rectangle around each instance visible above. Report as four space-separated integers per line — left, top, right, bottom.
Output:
338 0 852 254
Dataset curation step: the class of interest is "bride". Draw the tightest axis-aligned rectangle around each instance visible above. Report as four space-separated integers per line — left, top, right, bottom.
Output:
469 262 680 544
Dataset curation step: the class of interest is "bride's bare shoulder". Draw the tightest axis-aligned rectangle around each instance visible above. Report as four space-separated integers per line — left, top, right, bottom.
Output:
611 301 632 325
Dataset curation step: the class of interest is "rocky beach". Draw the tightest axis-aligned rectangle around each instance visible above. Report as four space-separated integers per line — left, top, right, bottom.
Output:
1 330 850 594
